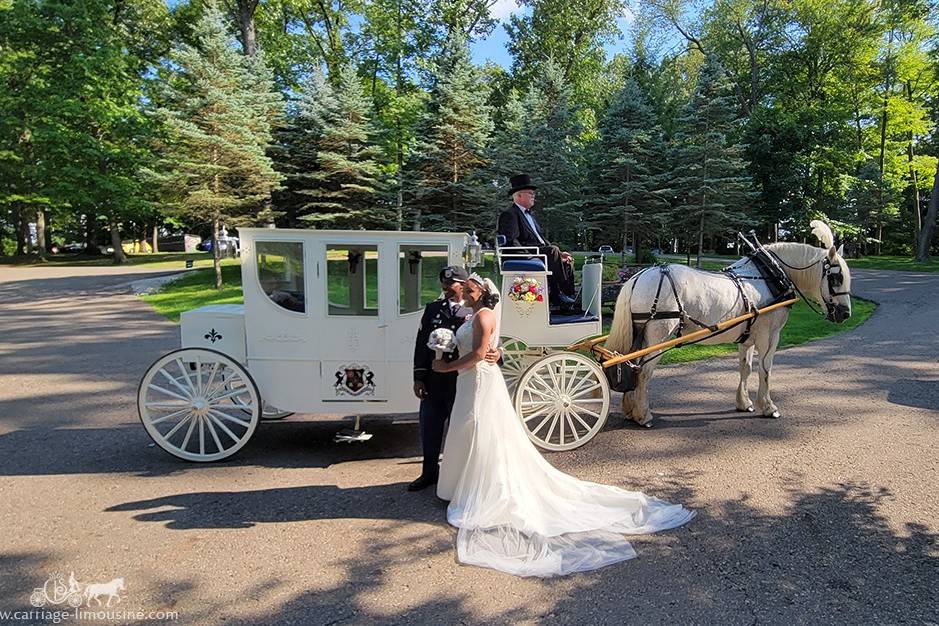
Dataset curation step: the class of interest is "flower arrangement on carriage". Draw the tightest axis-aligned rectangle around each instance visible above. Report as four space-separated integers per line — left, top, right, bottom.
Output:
509 276 544 315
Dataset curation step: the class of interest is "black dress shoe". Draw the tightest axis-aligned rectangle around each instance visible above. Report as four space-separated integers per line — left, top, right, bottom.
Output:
555 293 578 306
407 475 438 492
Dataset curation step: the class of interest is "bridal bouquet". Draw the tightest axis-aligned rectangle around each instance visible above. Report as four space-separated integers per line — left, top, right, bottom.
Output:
427 328 456 359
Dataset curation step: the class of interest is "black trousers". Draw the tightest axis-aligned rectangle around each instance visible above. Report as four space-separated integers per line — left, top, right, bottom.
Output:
418 372 457 479
541 245 575 298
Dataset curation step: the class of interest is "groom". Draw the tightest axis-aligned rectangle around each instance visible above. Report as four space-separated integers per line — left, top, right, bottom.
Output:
409 266 500 491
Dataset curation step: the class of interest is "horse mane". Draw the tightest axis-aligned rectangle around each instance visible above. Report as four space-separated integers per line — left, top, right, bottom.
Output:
764 242 828 299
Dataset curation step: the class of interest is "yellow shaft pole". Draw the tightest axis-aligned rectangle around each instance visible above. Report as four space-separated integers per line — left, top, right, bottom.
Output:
600 298 799 369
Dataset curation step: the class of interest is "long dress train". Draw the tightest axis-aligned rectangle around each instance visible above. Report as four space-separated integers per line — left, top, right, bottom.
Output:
436 312 694 577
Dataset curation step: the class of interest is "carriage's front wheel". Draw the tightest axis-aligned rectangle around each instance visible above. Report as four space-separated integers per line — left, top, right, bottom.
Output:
500 336 548 396
514 352 610 451
138 348 260 462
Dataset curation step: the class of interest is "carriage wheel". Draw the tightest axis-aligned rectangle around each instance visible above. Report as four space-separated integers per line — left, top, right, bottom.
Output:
223 375 294 420
514 352 610 451
138 348 260 462
500 336 547 396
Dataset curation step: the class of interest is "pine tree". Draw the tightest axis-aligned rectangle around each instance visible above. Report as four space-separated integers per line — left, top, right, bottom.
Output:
670 55 753 267
304 64 385 228
272 69 335 227
404 33 493 233
592 78 670 262
157 1 283 288
515 59 582 247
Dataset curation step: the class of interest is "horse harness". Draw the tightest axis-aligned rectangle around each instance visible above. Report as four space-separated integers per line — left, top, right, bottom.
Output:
623 245 802 370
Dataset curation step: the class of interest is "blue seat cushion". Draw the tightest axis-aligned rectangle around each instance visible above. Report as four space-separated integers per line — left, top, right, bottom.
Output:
501 258 546 271
550 311 600 325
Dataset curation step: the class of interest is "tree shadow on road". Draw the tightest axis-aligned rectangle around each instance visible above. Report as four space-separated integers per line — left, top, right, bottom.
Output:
101 474 938 624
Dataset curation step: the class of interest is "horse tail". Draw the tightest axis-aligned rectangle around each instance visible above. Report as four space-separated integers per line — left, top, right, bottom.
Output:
606 273 639 354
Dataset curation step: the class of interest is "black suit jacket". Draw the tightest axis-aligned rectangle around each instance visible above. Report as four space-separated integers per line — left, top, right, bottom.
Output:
497 204 550 249
412 298 472 383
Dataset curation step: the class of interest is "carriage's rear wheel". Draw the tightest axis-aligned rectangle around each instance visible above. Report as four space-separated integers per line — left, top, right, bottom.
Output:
500 336 548 396
514 352 610 451
138 348 260 462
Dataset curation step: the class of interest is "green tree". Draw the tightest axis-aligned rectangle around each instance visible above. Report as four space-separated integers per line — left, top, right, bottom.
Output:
157 1 283 288
506 0 627 128
281 64 385 228
404 33 493 232
0 0 169 263
670 55 753 266
513 59 583 247
592 79 670 262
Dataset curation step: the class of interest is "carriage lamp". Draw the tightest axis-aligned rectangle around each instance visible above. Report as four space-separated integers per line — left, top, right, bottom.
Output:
465 231 482 268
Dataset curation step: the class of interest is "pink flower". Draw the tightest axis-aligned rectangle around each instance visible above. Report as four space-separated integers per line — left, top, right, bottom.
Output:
529 285 537 293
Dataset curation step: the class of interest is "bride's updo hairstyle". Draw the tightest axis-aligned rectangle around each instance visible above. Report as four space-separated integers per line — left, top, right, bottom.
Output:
468 274 500 309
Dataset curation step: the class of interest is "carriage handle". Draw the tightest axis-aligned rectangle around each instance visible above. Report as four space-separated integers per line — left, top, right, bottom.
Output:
567 298 798 368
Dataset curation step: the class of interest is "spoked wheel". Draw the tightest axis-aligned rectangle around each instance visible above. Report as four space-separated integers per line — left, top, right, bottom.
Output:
138 348 260 461
514 352 610 451
500 336 547 396
223 375 294 420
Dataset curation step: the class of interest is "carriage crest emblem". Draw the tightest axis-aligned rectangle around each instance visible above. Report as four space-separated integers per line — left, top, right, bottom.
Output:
334 364 376 396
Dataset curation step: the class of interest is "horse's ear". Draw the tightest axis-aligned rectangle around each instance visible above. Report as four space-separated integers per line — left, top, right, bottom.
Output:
828 246 837 260
836 244 844 258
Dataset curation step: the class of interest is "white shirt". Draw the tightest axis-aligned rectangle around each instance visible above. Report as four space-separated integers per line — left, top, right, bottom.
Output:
447 299 464 315
516 202 545 245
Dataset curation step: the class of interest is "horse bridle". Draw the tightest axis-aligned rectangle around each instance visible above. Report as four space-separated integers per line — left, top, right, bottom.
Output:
769 252 850 319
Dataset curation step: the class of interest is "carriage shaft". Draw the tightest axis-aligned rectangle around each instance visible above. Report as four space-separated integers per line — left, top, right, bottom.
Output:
599 298 798 369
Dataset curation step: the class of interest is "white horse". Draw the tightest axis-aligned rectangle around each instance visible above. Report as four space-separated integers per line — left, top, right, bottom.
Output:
84 577 125 607
607 220 853 426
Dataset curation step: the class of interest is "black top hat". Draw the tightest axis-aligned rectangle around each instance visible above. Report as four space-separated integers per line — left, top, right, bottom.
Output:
508 174 537 196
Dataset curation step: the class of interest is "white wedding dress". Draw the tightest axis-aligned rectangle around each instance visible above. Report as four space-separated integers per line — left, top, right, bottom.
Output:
436 310 695 577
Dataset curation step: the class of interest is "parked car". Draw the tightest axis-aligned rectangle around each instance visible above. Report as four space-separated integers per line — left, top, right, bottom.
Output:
598 245 614 255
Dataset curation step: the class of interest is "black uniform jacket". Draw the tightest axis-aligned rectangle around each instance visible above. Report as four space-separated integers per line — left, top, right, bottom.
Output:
413 298 473 383
497 203 549 249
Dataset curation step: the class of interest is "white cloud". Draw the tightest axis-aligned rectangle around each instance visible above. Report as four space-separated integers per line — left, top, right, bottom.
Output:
489 0 521 21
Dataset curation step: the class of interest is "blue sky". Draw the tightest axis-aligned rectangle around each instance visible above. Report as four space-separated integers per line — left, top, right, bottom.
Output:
469 0 636 68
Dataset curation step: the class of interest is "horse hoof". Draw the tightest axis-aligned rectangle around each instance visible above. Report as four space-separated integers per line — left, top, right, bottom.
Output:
738 405 754 413
640 420 653 429
768 410 780 419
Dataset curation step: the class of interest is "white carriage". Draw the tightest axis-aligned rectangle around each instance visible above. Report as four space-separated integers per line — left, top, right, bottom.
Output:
137 228 612 461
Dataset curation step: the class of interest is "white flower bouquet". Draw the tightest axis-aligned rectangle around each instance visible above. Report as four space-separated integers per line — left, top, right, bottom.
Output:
427 328 456 359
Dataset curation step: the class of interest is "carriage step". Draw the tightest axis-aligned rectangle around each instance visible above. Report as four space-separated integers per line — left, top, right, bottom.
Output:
334 428 373 443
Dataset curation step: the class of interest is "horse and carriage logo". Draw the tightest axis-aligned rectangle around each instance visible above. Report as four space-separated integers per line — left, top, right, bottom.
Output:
334 363 376 396
30 571 126 608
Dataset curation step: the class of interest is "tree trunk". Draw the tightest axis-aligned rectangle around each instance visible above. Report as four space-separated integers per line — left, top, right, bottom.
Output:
916 159 939 261
35 207 46 261
235 0 258 56
151 223 159 253
109 216 126 264
14 204 27 255
696 212 704 269
212 215 222 289
84 213 97 255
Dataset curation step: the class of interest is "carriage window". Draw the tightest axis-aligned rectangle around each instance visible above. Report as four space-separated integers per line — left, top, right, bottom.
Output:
327 245 379 316
399 244 449 315
256 242 306 313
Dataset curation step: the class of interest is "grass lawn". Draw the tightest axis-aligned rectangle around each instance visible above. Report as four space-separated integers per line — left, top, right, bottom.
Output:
1 251 223 269
843 255 939 272
142 257 876 366
140 263 244 322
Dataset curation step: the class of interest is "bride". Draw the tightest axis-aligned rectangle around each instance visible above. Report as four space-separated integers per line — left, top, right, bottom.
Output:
431 273 694 577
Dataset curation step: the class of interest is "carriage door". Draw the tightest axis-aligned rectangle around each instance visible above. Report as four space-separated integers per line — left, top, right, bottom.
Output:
319 242 389 402
388 243 451 398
